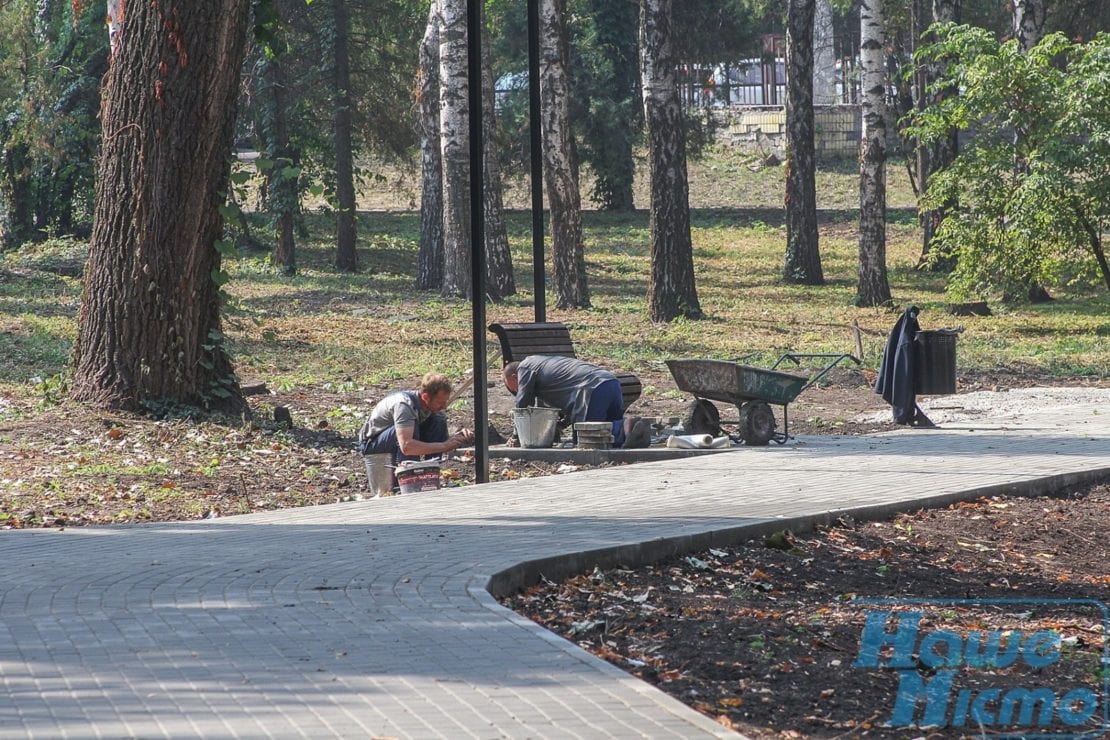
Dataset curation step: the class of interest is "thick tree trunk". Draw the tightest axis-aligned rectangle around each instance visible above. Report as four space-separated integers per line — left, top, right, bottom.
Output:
540 0 589 309
919 0 960 271
856 0 892 307
640 0 701 322
813 0 837 105
438 0 471 298
417 0 444 290
784 0 824 285
334 0 358 272
72 0 250 411
1012 0 1045 51
261 52 297 276
482 39 515 301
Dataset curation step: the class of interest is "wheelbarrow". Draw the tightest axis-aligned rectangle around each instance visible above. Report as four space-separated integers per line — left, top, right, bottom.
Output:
665 353 861 445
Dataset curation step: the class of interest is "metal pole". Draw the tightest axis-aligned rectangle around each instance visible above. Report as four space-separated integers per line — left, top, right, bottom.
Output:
527 0 546 322
466 0 488 484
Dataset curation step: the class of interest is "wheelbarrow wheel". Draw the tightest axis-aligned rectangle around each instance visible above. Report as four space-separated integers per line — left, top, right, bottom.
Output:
682 399 721 437
738 401 776 446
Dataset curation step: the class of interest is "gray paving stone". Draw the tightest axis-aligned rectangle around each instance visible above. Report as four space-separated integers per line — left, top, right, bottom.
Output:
0 397 1108 738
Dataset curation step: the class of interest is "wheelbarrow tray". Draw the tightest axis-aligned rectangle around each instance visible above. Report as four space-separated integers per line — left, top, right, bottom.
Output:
665 358 808 406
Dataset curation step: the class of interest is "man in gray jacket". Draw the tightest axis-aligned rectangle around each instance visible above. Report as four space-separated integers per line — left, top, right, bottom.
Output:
502 356 651 448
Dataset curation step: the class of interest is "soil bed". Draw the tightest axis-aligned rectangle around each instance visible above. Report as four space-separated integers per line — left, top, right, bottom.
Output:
502 481 1110 738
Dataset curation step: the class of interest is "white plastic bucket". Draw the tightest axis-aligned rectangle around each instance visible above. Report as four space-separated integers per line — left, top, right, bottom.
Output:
395 459 442 494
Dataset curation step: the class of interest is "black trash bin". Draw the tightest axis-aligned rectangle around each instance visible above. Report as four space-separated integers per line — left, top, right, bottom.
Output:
914 329 958 395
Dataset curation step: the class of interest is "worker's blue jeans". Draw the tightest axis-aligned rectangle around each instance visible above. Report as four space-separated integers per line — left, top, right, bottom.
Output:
584 378 625 447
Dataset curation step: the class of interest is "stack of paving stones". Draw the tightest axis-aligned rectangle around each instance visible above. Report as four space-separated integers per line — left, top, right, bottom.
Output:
573 421 613 449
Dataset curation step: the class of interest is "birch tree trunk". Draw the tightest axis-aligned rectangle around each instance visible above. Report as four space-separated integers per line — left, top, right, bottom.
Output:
72 0 251 411
1012 0 1045 51
1011 0 1051 302
482 39 515 301
919 0 960 270
334 0 358 272
540 0 589 309
813 0 837 105
417 0 444 290
856 0 892 307
784 0 824 285
640 0 701 322
438 0 471 298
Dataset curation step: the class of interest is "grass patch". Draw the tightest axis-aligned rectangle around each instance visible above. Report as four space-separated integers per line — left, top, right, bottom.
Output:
0 162 1106 407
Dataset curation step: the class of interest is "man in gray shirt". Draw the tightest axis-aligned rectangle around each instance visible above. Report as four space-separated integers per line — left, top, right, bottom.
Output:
502 356 651 448
358 373 473 463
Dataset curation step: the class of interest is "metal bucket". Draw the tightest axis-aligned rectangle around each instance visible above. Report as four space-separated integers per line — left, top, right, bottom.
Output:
513 407 560 448
362 453 394 496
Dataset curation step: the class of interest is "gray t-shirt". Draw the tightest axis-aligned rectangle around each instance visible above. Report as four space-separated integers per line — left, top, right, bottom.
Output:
515 355 616 425
358 390 430 446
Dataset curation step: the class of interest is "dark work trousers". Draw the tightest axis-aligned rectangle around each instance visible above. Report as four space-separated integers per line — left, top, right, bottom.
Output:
365 413 448 466
584 378 626 447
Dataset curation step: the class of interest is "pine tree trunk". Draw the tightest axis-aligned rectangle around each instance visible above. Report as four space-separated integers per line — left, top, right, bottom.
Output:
0 132 36 250
438 0 471 298
482 39 515 301
72 0 250 411
334 0 358 272
856 0 892 307
784 0 824 285
919 0 960 271
640 0 701 322
540 0 589 309
417 0 444 290
262 51 297 276
813 0 837 105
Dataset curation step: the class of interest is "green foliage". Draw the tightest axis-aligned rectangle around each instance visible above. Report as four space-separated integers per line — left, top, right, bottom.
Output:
0 0 106 248
910 27 1110 301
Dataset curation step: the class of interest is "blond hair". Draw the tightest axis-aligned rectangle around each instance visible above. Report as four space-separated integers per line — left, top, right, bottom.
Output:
420 372 452 398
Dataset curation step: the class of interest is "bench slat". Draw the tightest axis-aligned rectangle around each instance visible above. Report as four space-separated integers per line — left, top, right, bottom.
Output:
488 321 641 411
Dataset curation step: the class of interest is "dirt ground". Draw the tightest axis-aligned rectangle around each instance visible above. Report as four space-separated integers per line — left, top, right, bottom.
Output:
503 481 1110 738
0 368 1105 527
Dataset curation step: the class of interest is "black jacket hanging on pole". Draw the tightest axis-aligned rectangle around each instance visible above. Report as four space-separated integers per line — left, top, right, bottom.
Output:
874 306 920 424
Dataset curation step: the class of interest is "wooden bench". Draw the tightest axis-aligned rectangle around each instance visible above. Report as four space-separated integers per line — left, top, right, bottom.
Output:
488 322 642 411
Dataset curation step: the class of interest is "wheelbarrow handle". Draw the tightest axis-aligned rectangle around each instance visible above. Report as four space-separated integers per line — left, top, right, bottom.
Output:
780 353 861 393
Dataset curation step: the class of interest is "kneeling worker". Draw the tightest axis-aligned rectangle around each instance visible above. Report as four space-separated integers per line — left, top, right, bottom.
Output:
502 356 651 448
358 372 474 463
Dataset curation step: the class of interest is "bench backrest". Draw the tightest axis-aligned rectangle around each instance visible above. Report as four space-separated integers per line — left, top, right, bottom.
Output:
488 322 576 364
488 321 642 411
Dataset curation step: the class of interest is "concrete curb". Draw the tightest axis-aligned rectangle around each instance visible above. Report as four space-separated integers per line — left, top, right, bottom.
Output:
485 466 1110 598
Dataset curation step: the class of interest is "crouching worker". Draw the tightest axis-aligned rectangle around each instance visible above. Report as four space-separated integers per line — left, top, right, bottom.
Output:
502 356 651 448
358 373 474 464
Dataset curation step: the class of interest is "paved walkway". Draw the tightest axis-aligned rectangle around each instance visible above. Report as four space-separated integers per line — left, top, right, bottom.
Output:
1 392 1108 738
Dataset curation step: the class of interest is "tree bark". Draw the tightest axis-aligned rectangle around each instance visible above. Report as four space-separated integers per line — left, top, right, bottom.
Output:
1012 0 1045 51
918 0 960 271
856 0 892 307
482 37 515 301
784 0 824 285
438 0 471 298
640 0 701 322
333 0 358 272
813 0 837 105
540 0 589 309
72 0 251 411
260 50 297 276
417 0 444 290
